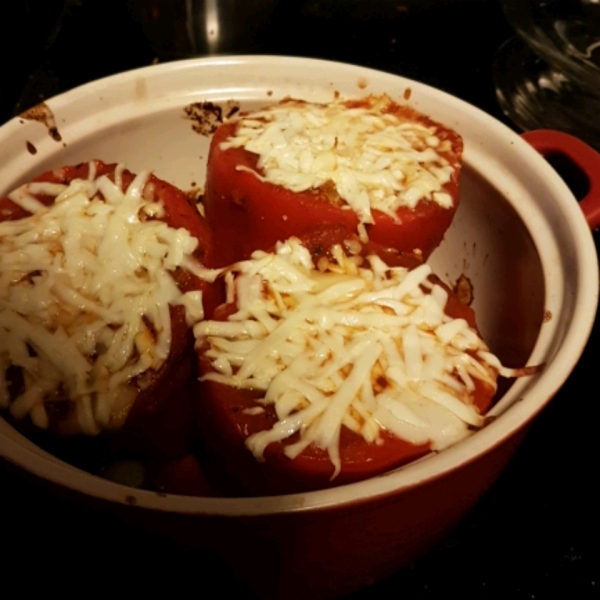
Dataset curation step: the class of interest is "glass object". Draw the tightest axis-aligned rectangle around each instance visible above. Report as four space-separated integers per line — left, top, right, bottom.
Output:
494 0 600 149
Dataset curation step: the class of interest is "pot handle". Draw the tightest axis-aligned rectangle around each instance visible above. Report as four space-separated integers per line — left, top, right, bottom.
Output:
521 130 600 230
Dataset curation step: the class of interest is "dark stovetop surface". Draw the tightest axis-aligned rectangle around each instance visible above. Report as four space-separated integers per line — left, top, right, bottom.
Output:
1 1 598 598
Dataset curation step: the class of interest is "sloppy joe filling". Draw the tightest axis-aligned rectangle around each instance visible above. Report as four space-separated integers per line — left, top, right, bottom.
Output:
194 238 517 478
0 165 207 435
220 95 459 228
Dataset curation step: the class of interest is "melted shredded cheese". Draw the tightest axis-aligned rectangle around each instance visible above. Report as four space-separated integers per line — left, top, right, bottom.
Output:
194 239 509 479
0 165 207 435
220 95 459 226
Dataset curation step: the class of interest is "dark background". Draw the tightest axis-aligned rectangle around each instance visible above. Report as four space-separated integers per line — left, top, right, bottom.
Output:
1 1 598 598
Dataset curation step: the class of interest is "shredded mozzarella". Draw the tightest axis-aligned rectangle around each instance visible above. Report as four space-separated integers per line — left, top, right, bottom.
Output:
194 238 509 479
0 165 207 435
220 95 460 226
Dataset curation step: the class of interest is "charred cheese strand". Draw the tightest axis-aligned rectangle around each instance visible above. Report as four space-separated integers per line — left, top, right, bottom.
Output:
0 166 207 435
220 95 458 226
194 239 510 479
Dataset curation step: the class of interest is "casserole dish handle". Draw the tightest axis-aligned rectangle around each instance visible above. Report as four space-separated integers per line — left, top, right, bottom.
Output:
522 130 600 230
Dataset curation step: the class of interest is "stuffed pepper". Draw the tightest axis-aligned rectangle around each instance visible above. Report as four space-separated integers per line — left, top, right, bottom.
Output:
194 237 528 495
0 160 216 449
203 94 463 267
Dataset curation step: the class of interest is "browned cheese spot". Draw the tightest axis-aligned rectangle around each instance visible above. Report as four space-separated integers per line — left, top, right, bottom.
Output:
20 102 62 142
49 127 62 142
226 103 240 119
186 187 204 204
184 100 241 134
453 273 474 306
184 101 224 136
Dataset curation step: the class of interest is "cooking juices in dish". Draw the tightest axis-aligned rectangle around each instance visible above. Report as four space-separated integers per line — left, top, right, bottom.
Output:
0 161 214 448
194 237 523 495
204 94 463 267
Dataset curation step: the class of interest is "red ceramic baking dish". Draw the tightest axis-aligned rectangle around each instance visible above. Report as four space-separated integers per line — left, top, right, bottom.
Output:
0 57 598 599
